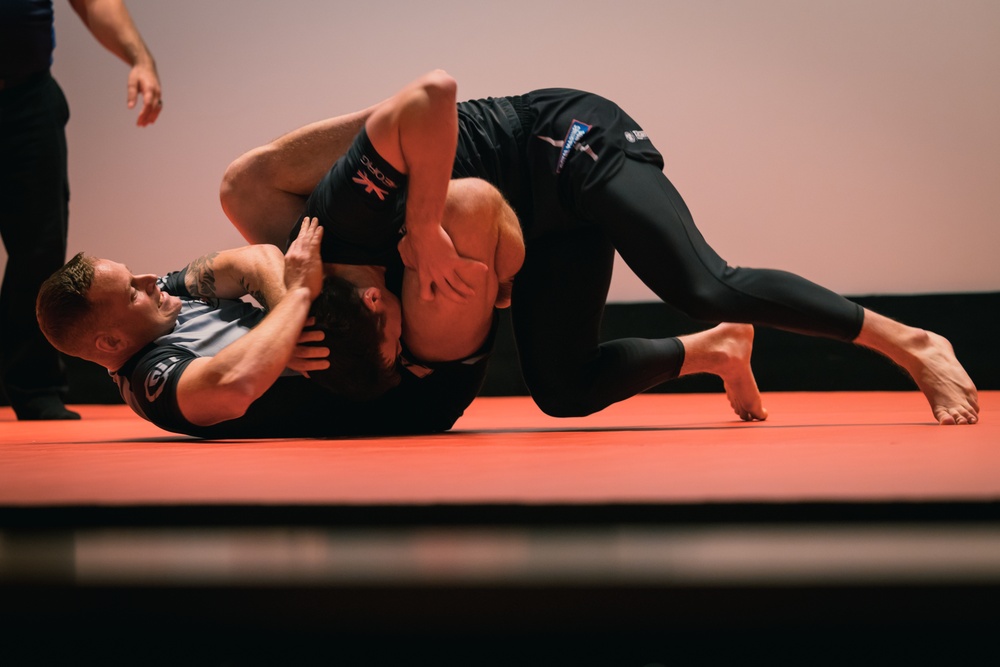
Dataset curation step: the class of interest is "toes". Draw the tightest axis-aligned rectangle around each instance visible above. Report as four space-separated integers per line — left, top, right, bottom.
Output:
958 408 979 425
940 407 980 425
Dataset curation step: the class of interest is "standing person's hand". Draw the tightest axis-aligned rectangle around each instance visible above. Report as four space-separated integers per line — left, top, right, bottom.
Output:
129 60 162 127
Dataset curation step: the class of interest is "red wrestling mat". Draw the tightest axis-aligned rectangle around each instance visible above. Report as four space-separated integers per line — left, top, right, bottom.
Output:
2 391 997 506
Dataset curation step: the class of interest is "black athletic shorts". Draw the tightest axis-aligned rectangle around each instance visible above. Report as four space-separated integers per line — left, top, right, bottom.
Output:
451 90 665 239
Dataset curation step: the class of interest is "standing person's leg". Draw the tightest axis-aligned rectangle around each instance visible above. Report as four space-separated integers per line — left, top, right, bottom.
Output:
0 75 78 420
583 158 977 424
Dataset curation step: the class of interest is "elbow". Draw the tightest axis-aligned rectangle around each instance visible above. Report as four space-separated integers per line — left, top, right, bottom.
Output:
250 242 285 266
194 382 259 426
186 373 266 426
225 383 260 420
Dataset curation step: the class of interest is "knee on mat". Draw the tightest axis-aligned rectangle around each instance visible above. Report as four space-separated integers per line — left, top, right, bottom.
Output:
528 383 600 419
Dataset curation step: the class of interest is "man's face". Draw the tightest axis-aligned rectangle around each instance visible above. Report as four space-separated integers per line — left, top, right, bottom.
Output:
377 288 403 368
89 259 183 347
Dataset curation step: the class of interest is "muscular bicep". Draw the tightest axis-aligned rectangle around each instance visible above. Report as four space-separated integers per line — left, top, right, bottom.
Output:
221 106 378 247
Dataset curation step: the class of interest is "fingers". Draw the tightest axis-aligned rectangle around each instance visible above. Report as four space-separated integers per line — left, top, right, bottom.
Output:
289 344 328 372
288 218 322 257
294 345 329 360
438 279 472 303
288 327 329 373
434 272 479 304
135 90 163 127
419 274 436 302
294 217 322 244
419 273 470 303
129 70 163 128
288 357 330 374
141 98 163 127
419 257 487 303
127 79 138 110
297 329 325 345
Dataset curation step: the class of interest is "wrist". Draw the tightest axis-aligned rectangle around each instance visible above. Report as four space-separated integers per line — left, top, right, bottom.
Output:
405 219 437 234
283 285 312 304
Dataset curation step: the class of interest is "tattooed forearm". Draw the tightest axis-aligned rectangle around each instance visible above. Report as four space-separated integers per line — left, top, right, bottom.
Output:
185 252 220 308
240 277 270 312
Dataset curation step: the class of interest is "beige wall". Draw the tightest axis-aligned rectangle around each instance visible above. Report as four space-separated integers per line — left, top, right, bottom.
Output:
4 0 998 300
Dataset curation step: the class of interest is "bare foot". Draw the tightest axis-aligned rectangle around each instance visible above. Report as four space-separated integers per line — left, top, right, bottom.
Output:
855 311 979 425
717 324 769 422
905 331 979 425
679 324 768 421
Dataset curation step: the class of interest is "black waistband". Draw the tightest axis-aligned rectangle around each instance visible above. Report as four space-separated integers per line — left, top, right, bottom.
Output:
0 69 49 94
398 310 500 378
504 94 536 150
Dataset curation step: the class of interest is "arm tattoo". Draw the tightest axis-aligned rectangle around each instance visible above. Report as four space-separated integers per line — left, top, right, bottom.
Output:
240 277 269 312
185 252 220 308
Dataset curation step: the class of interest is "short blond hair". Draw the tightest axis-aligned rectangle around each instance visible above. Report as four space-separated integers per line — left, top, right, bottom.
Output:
36 252 98 356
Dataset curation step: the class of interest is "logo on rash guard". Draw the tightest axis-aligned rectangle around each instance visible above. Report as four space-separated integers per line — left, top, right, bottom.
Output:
360 154 396 188
536 119 599 173
145 357 179 402
558 119 591 173
352 170 389 201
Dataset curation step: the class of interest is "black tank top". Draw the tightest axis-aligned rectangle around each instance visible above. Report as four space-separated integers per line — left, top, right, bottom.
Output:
0 0 54 81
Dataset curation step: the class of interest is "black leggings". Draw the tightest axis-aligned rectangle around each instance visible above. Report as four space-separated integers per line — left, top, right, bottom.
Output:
510 159 864 417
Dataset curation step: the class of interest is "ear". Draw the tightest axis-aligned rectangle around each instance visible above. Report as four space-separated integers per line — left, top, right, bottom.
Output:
94 331 127 354
360 286 382 312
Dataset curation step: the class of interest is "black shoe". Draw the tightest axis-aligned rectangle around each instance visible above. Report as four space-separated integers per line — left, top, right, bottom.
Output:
13 395 82 421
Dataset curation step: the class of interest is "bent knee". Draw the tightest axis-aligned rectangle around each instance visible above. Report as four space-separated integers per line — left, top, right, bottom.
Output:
670 281 741 323
527 382 600 418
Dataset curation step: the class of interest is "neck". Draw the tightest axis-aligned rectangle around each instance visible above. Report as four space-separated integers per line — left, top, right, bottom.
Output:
98 349 136 373
329 263 386 289
90 338 146 373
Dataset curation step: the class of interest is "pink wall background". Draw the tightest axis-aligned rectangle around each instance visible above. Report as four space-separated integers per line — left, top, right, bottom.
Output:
3 0 997 301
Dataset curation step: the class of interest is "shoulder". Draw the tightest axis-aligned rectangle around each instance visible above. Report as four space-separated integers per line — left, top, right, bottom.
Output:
114 343 197 429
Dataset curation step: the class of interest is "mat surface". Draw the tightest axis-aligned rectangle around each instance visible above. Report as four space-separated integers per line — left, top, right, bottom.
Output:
2 391 996 506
